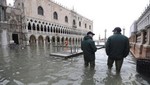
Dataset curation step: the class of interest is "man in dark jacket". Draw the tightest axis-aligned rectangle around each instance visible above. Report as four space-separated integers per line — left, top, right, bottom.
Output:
81 31 97 68
105 27 130 73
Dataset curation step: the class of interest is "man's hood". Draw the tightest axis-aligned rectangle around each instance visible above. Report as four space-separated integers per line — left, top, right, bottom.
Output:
83 35 92 40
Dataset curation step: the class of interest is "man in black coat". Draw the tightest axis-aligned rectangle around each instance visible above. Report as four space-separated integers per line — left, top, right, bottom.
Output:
81 31 97 68
105 27 130 73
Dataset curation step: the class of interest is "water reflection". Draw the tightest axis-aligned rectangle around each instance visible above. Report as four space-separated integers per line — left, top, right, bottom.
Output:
81 68 96 85
2 46 9 57
103 70 122 85
0 45 150 85
1 46 10 64
27 46 32 58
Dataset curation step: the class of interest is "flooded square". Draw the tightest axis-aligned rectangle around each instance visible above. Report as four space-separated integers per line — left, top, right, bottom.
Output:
0 45 149 85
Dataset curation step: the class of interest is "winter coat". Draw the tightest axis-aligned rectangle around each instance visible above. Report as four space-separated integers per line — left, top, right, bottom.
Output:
105 33 130 60
81 35 97 61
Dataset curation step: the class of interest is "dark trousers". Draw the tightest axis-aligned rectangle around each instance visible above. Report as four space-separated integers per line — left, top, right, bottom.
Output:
107 57 123 73
84 60 95 68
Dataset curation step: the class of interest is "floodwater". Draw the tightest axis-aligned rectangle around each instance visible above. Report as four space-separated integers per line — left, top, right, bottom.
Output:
0 45 150 85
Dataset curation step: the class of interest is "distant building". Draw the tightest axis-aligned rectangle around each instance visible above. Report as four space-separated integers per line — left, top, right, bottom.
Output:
129 4 150 59
0 0 93 46
0 0 7 45
0 0 22 46
129 21 137 36
14 0 93 46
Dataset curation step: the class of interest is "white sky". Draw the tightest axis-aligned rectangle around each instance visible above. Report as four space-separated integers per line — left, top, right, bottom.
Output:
7 0 149 40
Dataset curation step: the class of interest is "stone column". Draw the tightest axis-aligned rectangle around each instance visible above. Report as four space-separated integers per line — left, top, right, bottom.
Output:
141 27 150 58
55 37 57 46
0 6 2 21
147 28 150 45
36 39 38 46
59 37 62 46
25 34 29 45
134 32 142 58
1 29 8 45
140 30 145 44
43 39 46 46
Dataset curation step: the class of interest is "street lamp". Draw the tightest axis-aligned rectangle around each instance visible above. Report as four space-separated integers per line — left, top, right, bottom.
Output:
123 28 125 35
104 29 107 43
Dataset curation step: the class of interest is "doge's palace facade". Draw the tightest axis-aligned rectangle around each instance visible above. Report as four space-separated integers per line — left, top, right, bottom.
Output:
14 0 93 46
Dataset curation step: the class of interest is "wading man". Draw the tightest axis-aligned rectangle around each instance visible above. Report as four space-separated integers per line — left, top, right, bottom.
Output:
81 31 97 68
105 27 130 73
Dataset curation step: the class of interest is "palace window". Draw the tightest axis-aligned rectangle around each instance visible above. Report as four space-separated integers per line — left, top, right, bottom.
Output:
28 23 31 30
48 27 50 32
41 25 43 31
79 21 81 27
33 24 36 30
37 24 40 31
65 16 68 23
73 19 76 25
85 24 87 28
53 12 58 20
89 25 91 30
44 26 46 32
38 6 44 15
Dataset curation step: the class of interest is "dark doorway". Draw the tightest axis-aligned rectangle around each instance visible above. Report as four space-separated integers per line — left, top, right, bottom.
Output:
12 34 19 44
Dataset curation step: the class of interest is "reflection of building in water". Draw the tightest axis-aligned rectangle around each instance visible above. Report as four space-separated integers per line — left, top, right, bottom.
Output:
0 0 93 46
81 68 96 85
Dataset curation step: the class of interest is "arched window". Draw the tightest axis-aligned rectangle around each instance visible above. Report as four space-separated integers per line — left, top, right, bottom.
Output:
51 27 53 32
41 25 43 31
37 24 40 31
79 21 81 27
38 6 44 15
56 28 58 33
44 26 46 32
73 20 76 25
33 24 36 30
28 23 31 30
89 25 91 30
65 16 68 23
53 27 55 33
48 26 50 32
85 23 87 28
53 12 58 20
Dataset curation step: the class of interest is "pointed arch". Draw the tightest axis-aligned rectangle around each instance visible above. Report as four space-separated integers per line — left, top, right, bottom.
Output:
33 23 36 30
28 23 31 30
38 35 44 44
29 35 36 45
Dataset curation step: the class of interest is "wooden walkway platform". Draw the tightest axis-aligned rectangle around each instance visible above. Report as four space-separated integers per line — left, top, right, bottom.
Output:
49 45 104 58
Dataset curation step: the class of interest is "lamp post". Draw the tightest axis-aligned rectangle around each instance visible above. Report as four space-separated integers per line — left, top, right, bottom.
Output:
104 29 107 43
123 28 125 35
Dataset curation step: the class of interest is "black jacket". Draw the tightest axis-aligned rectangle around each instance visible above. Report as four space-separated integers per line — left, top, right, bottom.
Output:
105 33 130 60
81 36 97 61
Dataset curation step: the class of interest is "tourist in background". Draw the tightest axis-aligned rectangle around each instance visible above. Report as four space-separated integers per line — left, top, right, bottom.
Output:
105 27 130 73
81 31 97 69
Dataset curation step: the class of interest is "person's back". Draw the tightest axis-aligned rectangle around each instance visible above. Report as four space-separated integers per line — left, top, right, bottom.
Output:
81 31 97 68
105 27 130 73
81 36 96 59
106 33 129 60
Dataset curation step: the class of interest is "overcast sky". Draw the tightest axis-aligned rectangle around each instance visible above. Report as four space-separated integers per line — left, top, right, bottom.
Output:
7 0 149 40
